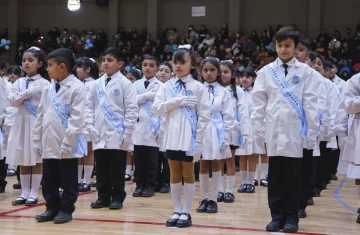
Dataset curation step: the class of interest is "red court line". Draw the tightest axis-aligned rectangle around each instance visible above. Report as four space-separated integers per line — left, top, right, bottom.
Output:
0 190 97 216
0 214 330 235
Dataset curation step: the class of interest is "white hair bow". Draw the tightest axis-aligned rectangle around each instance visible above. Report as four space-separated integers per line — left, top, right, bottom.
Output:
28 46 41 51
178 44 191 50
89 58 95 63
222 59 233 64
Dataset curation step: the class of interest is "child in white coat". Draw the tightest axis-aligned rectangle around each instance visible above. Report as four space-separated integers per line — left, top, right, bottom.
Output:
75 57 99 192
196 57 234 213
152 45 210 228
33 48 87 224
7 47 50 206
86 47 138 210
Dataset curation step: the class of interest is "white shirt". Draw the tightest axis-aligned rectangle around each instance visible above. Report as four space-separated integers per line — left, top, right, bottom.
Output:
0 79 11 160
85 71 139 151
33 75 85 159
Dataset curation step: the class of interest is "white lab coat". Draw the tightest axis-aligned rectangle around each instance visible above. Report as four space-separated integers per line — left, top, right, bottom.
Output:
132 77 161 147
82 77 95 142
7 75 49 165
201 82 234 160
224 85 249 147
342 74 360 178
152 74 210 154
85 71 139 151
331 75 346 94
0 79 11 160
236 86 266 156
33 75 85 159
251 58 319 158
2 106 18 155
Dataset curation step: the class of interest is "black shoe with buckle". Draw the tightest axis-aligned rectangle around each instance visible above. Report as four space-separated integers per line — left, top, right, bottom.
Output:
196 199 208 213
166 212 180 227
79 183 91 192
25 197 38 206
238 183 247 193
176 213 192 228
217 192 224 202
246 184 255 193
12 197 27 206
260 178 268 187
223 192 235 203
206 200 218 213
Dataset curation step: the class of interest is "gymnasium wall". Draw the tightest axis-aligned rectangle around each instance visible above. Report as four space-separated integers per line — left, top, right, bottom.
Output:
6 0 360 38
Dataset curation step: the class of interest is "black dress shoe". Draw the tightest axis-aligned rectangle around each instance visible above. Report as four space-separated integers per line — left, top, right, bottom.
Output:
307 197 314 206
90 181 97 187
90 199 110 208
53 211 72 224
78 183 91 192
224 192 235 203
283 221 299 233
12 197 27 206
331 174 338 180
298 209 307 218
217 192 224 202
160 183 170 193
142 186 154 197
176 213 192 228
238 184 247 193
246 184 255 193
13 181 21 189
124 174 131 181
206 200 218 213
132 187 143 197
254 179 258 186
356 208 360 224
25 197 38 206
166 212 180 227
35 210 58 222
321 183 327 190
266 220 283 232
0 185 5 193
260 179 268 187
109 201 123 210
313 188 321 197
196 199 208 213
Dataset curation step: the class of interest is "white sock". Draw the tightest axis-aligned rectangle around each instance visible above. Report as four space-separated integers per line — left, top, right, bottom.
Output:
219 175 224 192
19 174 31 199
29 174 42 199
182 183 195 215
170 183 182 213
211 171 221 202
125 165 132 175
78 165 83 183
255 163 259 181
261 163 268 179
248 172 256 185
83 165 94 184
226 175 235 193
199 173 209 200
240 170 247 184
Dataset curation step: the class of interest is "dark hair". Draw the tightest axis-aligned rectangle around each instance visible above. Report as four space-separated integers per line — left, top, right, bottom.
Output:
309 51 317 62
159 61 173 73
0 60 6 70
24 47 49 81
298 37 311 51
275 26 300 46
240 67 257 78
7 65 22 76
142 55 159 67
102 47 124 61
314 52 324 63
75 57 99 79
200 57 221 83
173 46 196 77
48 48 76 74
220 60 238 100
323 60 333 70
127 69 142 80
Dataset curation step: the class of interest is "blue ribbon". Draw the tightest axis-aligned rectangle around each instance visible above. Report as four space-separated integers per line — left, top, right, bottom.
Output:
19 78 38 118
49 82 87 157
166 78 197 156
135 81 160 136
95 79 125 134
268 64 308 139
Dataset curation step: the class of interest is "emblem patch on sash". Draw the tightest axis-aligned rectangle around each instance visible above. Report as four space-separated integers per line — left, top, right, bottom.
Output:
292 76 300 85
65 104 72 113
186 90 193 96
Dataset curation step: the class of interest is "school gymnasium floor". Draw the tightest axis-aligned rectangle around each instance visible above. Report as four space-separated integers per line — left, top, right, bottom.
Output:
0 174 359 235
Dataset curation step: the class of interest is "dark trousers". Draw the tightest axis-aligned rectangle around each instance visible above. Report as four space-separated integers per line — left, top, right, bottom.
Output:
299 149 313 210
134 145 158 188
95 149 127 203
314 141 331 191
42 158 78 214
330 138 340 175
0 158 8 187
156 151 170 186
268 156 302 224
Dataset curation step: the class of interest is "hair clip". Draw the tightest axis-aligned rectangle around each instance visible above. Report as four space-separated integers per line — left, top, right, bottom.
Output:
89 58 95 63
28 46 41 51
178 44 191 50
222 59 233 64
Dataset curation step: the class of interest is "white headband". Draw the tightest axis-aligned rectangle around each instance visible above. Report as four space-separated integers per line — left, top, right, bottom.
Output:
222 59 233 64
28 46 41 51
178 44 191 50
89 58 95 63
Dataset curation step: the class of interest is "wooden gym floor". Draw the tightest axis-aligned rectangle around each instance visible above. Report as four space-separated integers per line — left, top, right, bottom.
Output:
0 174 359 235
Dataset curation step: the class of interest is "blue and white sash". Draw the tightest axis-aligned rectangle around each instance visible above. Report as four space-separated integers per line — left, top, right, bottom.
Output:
268 64 308 139
166 78 197 156
230 89 243 145
95 79 125 134
135 81 160 136
18 78 38 118
49 82 88 157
